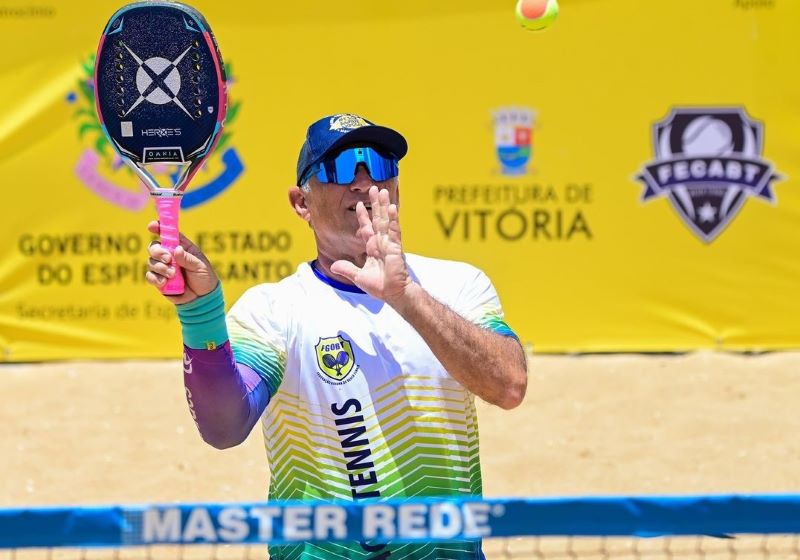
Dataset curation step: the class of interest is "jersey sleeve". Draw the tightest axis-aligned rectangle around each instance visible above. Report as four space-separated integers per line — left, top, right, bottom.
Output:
452 265 519 339
226 286 288 398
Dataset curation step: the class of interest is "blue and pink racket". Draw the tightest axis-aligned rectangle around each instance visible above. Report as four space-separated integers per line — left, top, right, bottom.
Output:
94 1 227 295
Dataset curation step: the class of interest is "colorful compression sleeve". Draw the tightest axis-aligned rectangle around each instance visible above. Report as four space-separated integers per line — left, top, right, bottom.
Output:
176 282 229 350
183 342 269 448
176 286 269 447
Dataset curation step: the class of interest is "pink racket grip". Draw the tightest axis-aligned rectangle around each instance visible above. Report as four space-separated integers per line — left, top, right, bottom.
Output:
154 196 185 295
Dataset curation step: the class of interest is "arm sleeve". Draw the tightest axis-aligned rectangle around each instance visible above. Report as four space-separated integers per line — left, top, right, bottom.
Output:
177 284 287 449
452 266 519 340
183 342 270 449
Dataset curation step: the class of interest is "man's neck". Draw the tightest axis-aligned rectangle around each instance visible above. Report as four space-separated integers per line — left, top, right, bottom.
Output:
314 250 366 285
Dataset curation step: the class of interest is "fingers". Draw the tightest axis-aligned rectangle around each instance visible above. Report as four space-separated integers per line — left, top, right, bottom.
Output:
178 231 203 254
148 221 200 254
174 245 205 272
369 186 380 233
378 189 390 232
355 194 376 246
146 249 176 287
148 238 171 264
145 250 174 286
330 259 360 284
369 185 381 219
371 187 387 233
147 221 171 264
387 202 402 244
145 223 218 301
148 254 174 275
145 270 167 287
147 222 175 286
148 244 209 285
355 186 398 249
355 200 372 231
369 186 392 236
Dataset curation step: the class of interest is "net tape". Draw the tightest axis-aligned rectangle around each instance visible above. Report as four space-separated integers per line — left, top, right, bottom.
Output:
2 495 800 554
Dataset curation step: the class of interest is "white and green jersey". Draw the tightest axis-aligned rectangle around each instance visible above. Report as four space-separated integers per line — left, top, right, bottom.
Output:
226 254 517 560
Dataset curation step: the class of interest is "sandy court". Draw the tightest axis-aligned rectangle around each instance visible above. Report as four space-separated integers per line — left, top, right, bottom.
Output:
3 351 800 508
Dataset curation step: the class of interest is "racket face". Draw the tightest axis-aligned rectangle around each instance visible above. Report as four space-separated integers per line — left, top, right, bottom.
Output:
95 2 226 173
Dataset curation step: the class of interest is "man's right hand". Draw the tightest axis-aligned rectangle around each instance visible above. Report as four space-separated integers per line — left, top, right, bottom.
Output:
145 221 219 305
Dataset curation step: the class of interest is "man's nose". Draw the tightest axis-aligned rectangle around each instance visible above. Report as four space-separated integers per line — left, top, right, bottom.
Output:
348 165 373 192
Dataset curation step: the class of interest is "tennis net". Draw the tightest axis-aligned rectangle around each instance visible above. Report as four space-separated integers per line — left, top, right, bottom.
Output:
2 495 800 559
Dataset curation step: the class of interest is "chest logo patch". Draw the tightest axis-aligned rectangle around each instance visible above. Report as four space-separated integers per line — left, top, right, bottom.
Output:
315 336 357 383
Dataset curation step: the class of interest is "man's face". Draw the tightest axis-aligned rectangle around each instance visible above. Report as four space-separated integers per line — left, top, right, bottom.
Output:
293 165 399 261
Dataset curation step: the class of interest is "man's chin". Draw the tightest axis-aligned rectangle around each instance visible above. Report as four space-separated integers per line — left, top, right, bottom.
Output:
329 234 365 260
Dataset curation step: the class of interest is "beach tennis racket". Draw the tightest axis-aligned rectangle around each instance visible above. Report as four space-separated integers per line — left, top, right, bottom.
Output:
94 1 227 295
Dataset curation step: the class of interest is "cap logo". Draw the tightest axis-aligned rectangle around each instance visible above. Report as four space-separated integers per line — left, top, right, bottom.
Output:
329 113 369 133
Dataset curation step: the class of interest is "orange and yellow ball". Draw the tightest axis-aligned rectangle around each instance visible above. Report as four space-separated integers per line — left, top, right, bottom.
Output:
516 0 559 31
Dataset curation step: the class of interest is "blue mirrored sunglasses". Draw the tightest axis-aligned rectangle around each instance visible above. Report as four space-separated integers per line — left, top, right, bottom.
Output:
302 146 399 186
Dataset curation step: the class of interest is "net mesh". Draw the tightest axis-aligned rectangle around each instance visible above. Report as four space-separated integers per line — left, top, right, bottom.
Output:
0 534 800 560
4 536 800 560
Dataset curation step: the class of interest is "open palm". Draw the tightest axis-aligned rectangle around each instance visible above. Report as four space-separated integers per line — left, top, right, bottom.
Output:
331 186 411 302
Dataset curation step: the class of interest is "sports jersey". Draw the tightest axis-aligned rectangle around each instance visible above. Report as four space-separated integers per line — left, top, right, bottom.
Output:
224 253 517 560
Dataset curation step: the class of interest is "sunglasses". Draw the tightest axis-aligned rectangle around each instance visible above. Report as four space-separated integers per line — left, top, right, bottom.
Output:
301 146 399 186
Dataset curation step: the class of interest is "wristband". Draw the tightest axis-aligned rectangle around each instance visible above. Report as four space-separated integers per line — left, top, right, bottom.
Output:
176 282 228 350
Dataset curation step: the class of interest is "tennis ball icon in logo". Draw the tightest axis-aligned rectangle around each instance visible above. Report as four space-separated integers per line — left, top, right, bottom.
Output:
516 0 559 31
682 117 735 156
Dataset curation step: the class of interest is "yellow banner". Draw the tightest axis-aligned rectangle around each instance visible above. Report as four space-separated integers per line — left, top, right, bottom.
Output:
1 0 798 360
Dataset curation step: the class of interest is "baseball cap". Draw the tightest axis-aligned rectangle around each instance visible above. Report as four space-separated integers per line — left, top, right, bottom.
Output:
296 113 408 186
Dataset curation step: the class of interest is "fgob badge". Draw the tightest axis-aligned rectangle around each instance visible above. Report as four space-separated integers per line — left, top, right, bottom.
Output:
315 336 356 383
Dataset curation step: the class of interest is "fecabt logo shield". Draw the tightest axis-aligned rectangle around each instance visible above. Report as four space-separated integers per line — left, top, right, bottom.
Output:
68 53 244 211
315 336 357 384
493 107 535 176
636 107 782 242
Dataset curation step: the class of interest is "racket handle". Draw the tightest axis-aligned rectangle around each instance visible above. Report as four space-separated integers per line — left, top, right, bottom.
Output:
154 196 185 296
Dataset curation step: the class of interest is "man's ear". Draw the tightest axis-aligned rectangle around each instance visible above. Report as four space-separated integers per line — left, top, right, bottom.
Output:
288 185 312 224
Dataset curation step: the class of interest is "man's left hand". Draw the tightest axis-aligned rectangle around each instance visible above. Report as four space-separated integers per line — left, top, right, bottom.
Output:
331 186 412 303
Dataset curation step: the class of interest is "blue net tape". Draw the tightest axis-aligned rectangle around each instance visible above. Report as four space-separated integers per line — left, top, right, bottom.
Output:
2 494 800 549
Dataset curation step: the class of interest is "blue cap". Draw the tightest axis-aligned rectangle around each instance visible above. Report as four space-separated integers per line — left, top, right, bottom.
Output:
296 113 408 186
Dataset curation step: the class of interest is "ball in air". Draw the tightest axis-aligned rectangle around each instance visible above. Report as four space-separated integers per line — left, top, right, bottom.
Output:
516 0 559 31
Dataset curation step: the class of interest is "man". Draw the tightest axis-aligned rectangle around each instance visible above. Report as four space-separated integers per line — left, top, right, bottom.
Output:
146 113 528 559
